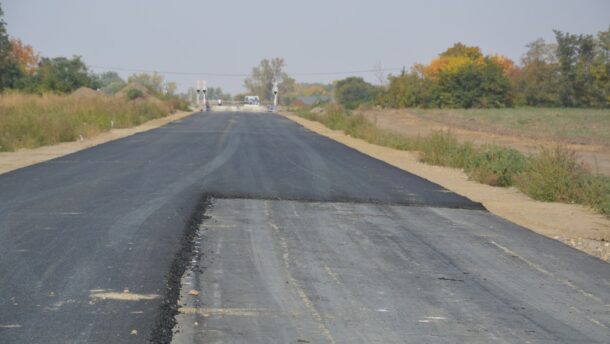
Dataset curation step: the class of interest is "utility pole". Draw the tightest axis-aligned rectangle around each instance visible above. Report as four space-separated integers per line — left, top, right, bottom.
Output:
202 80 207 111
272 80 279 112
196 80 201 108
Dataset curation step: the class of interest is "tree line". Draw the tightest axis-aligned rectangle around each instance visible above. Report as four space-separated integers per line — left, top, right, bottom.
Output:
334 27 610 109
0 5 183 101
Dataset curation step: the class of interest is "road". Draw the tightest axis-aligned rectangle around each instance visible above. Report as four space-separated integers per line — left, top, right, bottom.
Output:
0 112 608 343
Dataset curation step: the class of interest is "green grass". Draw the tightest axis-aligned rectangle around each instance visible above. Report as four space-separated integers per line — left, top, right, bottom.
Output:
0 92 172 151
298 105 610 216
408 107 610 146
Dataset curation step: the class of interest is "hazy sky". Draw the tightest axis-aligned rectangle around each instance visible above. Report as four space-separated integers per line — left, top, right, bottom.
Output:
3 0 609 94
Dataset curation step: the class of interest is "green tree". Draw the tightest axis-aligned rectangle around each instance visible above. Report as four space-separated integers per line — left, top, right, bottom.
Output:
333 77 378 109
378 68 434 108
440 42 483 60
436 58 511 108
590 26 610 107
513 38 561 106
31 56 97 93
244 58 295 102
0 4 22 90
127 72 165 95
95 71 126 95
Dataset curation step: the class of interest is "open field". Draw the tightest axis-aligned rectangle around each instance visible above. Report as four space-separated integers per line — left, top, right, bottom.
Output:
0 92 173 152
406 107 610 147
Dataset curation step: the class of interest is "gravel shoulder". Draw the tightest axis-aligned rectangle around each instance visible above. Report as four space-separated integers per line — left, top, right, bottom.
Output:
281 112 610 262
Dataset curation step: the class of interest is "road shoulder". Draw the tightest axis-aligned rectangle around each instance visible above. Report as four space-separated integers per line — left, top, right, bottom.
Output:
279 112 610 262
0 110 196 175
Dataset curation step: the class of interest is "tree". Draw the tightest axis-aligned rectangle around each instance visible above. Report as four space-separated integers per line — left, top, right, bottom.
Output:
333 77 378 109
9 38 39 75
435 58 511 108
207 87 231 100
95 71 126 95
440 42 483 60
513 38 561 106
0 3 22 90
127 72 164 95
244 58 295 102
32 56 97 93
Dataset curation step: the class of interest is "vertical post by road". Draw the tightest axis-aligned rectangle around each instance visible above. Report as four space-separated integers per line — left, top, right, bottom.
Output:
202 80 208 111
272 81 279 112
196 80 201 109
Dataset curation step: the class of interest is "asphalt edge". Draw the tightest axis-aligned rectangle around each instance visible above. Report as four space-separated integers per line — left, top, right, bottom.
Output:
149 194 212 344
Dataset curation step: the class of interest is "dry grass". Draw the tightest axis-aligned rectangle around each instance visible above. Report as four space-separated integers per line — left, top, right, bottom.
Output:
408 107 610 147
0 92 172 151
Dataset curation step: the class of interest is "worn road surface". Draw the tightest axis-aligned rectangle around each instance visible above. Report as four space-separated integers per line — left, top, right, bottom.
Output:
0 112 608 343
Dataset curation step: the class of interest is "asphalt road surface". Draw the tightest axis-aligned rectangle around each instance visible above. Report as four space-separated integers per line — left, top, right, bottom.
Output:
0 112 608 343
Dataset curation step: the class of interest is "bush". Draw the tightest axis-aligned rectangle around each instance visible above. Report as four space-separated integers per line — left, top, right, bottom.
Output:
517 146 610 215
126 88 144 100
334 77 378 110
517 146 585 202
465 146 528 186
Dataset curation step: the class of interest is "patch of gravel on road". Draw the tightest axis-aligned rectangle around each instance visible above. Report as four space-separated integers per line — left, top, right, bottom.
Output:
149 194 212 344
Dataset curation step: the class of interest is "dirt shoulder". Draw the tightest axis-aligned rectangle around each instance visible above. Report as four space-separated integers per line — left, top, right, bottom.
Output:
358 108 610 176
280 112 610 262
0 110 195 175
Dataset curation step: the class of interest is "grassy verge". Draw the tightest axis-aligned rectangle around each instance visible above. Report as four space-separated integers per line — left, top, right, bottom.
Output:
297 105 610 216
407 107 610 147
0 92 173 151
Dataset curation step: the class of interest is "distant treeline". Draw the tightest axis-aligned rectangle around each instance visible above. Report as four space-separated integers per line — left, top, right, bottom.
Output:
0 4 185 102
333 27 610 109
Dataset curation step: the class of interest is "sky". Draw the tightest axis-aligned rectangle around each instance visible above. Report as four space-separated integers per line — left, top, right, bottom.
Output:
3 0 610 94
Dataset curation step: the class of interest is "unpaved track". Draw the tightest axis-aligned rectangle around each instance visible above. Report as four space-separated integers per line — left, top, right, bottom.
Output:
0 112 608 343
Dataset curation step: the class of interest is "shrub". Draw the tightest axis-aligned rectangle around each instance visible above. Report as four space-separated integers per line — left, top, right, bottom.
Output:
334 77 378 110
126 88 144 100
517 146 586 202
465 146 528 186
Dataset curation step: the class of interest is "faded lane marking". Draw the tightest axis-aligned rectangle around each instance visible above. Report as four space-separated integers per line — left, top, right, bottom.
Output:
490 241 602 302
323 263 342 285
490 241 607 329
204 224 237 229
179 307 283 317
0 324 21 328
418 316 447 323
266 201 337 344
89 290 160 301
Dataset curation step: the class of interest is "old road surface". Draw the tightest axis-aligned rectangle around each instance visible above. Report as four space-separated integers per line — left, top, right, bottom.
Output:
0 112 609 344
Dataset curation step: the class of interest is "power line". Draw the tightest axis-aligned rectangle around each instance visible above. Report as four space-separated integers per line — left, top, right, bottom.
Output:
88 65 404 77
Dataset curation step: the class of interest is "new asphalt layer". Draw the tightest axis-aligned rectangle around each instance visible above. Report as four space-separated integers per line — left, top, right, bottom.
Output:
0 112 608 343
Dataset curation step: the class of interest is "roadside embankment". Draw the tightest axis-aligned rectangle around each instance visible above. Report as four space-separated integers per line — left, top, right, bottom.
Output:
280 111 610 262
0 109 195 175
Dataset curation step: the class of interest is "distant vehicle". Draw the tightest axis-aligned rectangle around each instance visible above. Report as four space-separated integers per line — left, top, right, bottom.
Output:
244 96 260 105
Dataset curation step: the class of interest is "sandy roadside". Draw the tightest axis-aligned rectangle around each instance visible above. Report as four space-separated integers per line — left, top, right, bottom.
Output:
280 112 610 262
0 110 196 175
